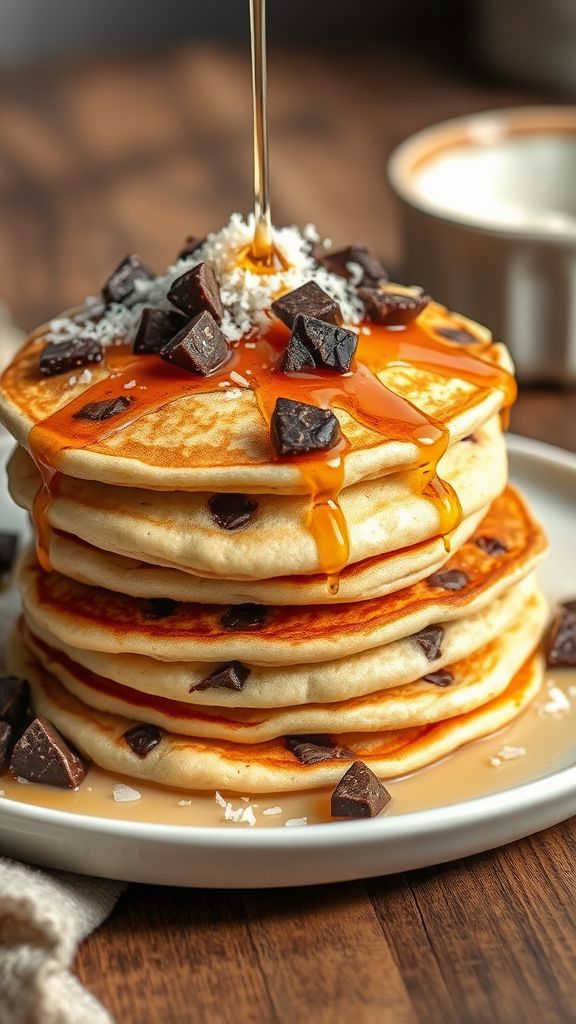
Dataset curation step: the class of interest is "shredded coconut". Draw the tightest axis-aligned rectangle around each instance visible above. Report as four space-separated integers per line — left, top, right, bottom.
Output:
112 783 141 802
67 375 77 387
177 799 192 806
45 214 364 348
285 817 308 827
78 367 93 384
489 745 527 767
124 379 137 390
16 777 29 785
230 370 251 388
539 684 571 717
262 806 282 816
214 790 257 826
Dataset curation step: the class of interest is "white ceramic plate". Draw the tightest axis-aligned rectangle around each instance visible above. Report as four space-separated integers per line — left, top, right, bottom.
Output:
0 433 575 888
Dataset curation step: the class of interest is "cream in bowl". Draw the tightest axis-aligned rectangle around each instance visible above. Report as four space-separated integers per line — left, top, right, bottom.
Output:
388 106 576 383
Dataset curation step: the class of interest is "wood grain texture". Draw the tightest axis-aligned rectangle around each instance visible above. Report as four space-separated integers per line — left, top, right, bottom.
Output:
0 42 574 1024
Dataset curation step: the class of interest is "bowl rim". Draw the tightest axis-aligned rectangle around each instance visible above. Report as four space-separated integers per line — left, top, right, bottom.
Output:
387 105 576 245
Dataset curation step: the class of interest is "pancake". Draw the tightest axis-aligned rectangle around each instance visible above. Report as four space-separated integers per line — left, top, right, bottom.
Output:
7 415 507 578
0 299 514 492
24 574 537 708
8 625 544 791
22 587 546 740
31 505 489 606
17 487 548 665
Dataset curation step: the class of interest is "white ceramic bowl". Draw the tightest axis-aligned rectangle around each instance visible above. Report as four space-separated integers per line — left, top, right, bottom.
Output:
388 106 576 384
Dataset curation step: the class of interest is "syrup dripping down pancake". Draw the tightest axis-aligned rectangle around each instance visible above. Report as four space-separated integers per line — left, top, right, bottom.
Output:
8 415 506 580
18 486 547 666
0 303 514 493
8 626 544 792
21 587 546 740
23 573 537 709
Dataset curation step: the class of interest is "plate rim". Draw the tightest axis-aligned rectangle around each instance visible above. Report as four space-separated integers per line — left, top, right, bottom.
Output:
0 432 575 849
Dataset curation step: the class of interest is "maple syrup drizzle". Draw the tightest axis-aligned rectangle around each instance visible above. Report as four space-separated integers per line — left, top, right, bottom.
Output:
24 316 515 584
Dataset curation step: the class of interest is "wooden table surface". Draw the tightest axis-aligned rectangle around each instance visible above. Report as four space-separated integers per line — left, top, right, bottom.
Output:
0 43 575 1024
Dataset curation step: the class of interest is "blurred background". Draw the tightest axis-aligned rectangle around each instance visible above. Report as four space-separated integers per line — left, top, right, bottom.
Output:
0 0 575 362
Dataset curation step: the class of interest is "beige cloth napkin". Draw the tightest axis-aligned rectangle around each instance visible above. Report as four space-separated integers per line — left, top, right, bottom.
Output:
0 858 124 1024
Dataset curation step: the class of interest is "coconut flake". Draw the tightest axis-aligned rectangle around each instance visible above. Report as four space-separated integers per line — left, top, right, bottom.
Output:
539 685 571 717
489 745 527 767
262 806 282 816
113 783 141 802
285 817 308 827
177 799 192 806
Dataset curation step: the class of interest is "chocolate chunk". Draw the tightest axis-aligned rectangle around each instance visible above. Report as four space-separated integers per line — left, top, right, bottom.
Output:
272 282 343 329
177 234 206 261
208 493 258 530
143 598 180 620
160 311 229 376
475 536 508 556
548 600 576 667
168 262 223 322
10 717 88 789
133 308 188 355
287 734 354 765
102 254 154 305
123 723 162 758
191 661 250 692
73 395 132 422
270 397 341 457
0 533 18 578
331 761 391 818
412 624 444 661
220 603 266 631
359 286 429 326
0 723 13 774
39 337 103 378
0 676 30 730
423 669 454 687
317 245 388 287
427 568 469 591
435 325 478 344
279 315 358 374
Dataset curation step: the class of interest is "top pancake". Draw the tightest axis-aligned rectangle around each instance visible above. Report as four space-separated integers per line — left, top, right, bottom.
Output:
0 299 514 491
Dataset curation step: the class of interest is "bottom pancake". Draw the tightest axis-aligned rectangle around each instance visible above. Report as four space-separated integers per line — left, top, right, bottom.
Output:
9 626 544 792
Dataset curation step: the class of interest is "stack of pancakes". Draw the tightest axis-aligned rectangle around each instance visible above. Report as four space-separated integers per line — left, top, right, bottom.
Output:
0 258 548 795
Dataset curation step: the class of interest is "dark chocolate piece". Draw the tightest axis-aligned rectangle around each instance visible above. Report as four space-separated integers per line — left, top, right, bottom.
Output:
0 533 18 578
317 245 388 287
331 760 391 818
475 536 508 556
39 337 103 378
271 282 342 329
412 624 444 661
102 253 154 305
160 311 229 376
133 308 188 355
435 325 478 345
359 286 429 326
73 395 132 422
270 397 341 457
0 722 13 774
0 676 30 730
423 669 454 687
191 661 250 693
208 493 258 531
168 262 223 322
143 598 180 620
220 604 266 631
177 234 206 261
10 717 88 789
286 734 354 765
279 315 358 374
547 600 576 667
427 568 469 591
123 723 162 758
